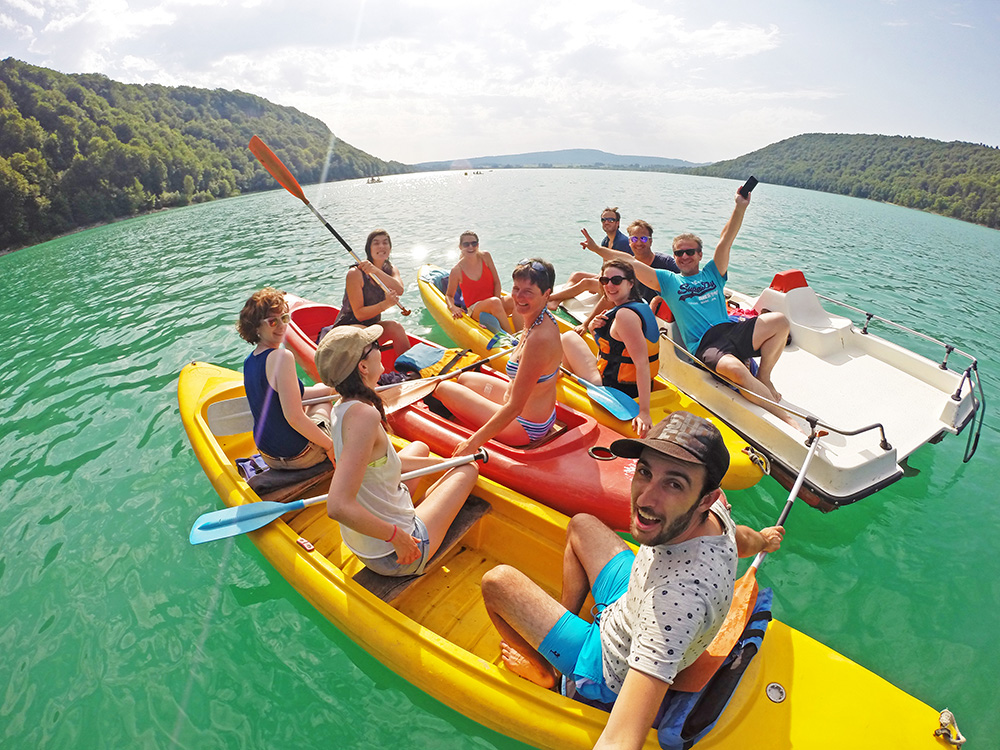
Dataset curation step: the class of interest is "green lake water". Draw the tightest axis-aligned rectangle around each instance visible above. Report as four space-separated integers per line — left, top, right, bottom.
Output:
1 168 997 748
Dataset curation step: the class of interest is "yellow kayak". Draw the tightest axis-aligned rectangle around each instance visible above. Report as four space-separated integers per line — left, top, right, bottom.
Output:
418 264 766 491
178 360 954 750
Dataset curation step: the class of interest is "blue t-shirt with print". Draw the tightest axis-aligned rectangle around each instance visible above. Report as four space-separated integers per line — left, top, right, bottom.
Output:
655 261 728 353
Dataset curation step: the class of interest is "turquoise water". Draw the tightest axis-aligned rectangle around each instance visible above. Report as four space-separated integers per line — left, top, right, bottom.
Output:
1 169 996 748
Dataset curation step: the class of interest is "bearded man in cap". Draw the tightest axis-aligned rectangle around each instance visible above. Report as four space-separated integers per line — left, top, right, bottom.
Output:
480 411 784 750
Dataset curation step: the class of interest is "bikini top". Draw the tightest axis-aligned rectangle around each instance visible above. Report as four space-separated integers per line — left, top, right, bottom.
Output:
506 357 559 383
505 308 559 383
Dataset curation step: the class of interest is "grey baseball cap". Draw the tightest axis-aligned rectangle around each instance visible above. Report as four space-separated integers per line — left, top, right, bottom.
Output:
610 411 729 490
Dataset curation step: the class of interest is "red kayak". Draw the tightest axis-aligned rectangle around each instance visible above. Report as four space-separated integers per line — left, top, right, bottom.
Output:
284 294 634 530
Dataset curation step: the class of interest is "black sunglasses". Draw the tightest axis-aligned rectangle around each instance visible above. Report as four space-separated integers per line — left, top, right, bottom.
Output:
599 275 628 286
673 248 700 257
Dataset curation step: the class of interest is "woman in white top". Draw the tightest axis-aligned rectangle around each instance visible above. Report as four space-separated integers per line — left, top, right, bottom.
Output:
316 325 479 576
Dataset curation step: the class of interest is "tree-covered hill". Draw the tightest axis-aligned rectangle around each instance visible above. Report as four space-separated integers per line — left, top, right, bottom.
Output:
680 133 1000 230
0 58 408 252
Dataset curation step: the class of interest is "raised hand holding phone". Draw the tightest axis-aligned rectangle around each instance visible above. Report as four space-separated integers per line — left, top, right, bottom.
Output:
738 176 758 198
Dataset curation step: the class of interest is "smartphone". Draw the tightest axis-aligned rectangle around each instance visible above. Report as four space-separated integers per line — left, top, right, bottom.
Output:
738 176 758 198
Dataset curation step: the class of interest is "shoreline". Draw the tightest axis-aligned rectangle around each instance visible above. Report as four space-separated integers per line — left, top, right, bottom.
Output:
0 204 189 257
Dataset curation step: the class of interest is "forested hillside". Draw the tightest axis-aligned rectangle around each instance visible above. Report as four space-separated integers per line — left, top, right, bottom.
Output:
0 58 407 252
681 133 1000 230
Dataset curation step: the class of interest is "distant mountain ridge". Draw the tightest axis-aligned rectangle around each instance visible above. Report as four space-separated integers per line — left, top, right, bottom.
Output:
4 56 998 253
415 148 705 171
680 133 1000 229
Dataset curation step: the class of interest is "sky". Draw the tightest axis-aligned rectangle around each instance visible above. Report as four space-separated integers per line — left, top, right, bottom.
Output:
2 0 999 164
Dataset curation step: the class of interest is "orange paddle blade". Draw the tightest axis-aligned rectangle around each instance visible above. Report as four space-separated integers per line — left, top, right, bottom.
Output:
249 136 308 204
670 567 758 693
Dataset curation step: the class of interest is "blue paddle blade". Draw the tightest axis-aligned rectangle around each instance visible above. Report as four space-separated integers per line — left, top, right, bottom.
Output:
559 367 640 421
478 312 503 335
584 382 641 420
189 498 306 544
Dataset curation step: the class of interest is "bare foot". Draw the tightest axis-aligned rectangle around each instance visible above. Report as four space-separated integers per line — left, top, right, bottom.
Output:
757 376 781 402
500 641 557 688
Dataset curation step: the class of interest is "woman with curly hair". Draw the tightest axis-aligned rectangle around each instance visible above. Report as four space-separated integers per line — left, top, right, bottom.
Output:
237 287 336 470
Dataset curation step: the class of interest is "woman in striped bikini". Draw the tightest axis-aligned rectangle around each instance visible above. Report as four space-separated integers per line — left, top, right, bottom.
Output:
435 258 562 451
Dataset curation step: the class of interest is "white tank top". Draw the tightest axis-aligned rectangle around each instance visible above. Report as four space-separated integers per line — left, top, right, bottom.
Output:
331 400 415 559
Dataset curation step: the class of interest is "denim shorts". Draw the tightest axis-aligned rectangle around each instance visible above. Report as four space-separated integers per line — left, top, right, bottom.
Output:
537 549 634 702
357 517 431 577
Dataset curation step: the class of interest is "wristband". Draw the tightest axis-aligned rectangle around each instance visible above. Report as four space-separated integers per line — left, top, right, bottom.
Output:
385 524 397 543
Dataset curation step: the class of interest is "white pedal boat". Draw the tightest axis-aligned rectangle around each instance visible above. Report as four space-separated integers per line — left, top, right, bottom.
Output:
654 270 983 509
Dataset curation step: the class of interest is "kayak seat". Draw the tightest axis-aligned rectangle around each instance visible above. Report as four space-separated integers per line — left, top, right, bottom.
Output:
248 459 335 505
521 419 569 450
353 495 493 602
422 266 464 307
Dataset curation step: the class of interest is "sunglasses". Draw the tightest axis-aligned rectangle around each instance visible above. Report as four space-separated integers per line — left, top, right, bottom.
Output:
516 258 547 274
461 240 479 248
629 235 651 244
673 248 700 257
599 275 628 286
601 217 618 223
264 312 291 327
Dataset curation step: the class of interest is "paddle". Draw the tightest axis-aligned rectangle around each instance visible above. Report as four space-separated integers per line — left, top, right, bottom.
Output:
557 365 640 421
206 346 516 435
380 345 516 413
670 430 826 692
248 135 411 316
189 449 488 544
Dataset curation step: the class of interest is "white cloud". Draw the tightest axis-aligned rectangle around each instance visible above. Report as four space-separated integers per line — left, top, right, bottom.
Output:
1 13 36 37
2 0 997 162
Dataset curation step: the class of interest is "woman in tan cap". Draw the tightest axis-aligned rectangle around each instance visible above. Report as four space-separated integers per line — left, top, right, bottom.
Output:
435 258 563 453
237 287 337 470
316 325 479 576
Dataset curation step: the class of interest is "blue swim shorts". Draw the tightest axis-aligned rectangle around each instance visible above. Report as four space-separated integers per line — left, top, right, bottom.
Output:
537 549 634 703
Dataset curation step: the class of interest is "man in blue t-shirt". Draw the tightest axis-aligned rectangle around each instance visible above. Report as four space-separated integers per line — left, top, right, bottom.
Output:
582 190 795 427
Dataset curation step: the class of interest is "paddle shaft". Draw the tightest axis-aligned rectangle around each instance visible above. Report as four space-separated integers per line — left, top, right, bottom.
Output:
191 449 488 542
268 449 488 515
206 346 515 434
272 346 517 409
750 432 825 570
248 136 410 315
